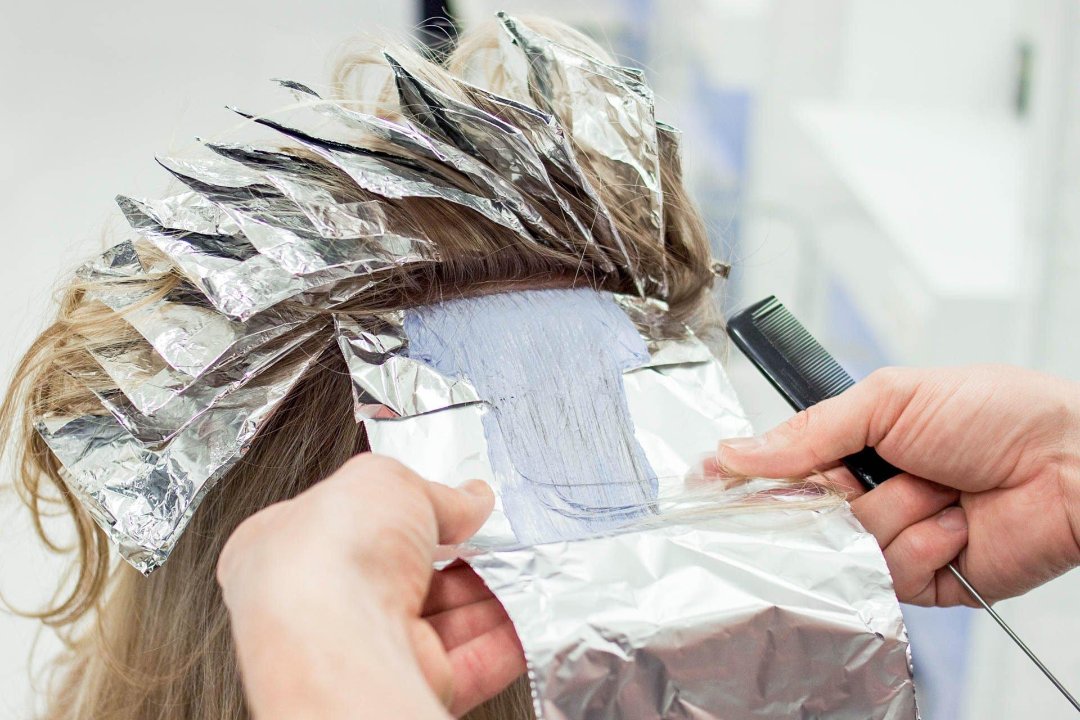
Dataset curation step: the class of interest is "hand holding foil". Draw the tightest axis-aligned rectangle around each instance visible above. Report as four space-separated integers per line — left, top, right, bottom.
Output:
216 453 524 719
714 364 1080 606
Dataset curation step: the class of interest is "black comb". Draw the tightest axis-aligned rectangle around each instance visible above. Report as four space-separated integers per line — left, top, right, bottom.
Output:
726 295 1080 712
726 296 899 490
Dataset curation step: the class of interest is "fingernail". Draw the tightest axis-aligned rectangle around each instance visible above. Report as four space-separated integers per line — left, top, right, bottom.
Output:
459 479 491 498
937 506 968 531
717 435 766 455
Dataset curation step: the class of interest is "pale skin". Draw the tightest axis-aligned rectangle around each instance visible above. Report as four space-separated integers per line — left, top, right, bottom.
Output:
217 364 1080 716
714 364 1080 606
216 454 524 720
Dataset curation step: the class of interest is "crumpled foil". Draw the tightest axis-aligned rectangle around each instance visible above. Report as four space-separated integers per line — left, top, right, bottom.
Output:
466 500 917 720
496 12 664 294
346 288 915 719
335 314 480 419
78 240 312 382
46 11 684 572
38 351 318 573
84 322 325 445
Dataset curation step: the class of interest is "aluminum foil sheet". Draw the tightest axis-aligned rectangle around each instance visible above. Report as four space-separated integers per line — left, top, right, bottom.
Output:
75 237 169 281
344 288 915 719
41 11 709 578
173 145 437 275
466 502 917 720
384 57 584 256
38 351 318 574
497 13 663 292
233 101 544 248
78 242 311 382
343 290 754 546
460 84 623 278
85 322 325 445
335 314 479 420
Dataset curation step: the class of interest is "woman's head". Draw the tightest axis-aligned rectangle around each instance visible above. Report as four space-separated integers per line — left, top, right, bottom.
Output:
1 15 717 720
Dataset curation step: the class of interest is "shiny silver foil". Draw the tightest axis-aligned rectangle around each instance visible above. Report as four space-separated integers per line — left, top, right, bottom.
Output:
497 13 664 293
461 84 622 277
86 322 324 445
466 500 917 720
335 314 479 420
353 293 748 529
78 241 311 381
38 352 317 574
349 288 915 719
41 11 689 572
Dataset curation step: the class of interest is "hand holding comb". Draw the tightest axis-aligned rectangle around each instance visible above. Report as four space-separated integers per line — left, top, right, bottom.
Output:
727 296 1080 713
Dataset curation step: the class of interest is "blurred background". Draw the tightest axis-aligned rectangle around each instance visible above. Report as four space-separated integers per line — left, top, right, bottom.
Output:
2 1 1078 717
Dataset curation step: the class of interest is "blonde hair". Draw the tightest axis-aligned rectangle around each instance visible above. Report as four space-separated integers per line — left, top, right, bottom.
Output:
2 16 717 720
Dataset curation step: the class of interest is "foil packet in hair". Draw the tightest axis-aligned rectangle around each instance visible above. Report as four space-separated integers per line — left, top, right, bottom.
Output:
39 351 318 573
338 287 916 719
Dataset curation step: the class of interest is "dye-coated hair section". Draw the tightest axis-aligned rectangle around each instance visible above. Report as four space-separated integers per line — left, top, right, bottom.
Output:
0 15 718 720
405 288 657 544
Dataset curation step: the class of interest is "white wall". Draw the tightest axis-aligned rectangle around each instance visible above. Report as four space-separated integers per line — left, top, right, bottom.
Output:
0 3 411 717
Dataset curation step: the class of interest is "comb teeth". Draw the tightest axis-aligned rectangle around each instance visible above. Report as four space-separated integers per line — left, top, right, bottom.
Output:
726 296 856 412
728 296 904 490
751 299 854 400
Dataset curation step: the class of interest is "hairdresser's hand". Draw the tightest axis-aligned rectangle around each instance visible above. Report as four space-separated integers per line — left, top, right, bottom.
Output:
217 453 525 720
714 365 1080 607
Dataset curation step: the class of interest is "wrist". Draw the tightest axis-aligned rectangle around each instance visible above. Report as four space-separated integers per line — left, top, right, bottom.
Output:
1057 379 1080 566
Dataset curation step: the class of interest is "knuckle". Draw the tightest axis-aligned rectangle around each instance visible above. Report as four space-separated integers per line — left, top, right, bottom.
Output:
771 407 830 467
339 452 418 486
866 366 905 391
784 409 811 434
902 529 937 568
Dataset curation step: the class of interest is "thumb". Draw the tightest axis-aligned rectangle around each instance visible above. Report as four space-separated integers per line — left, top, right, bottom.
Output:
716 368 915 478
425 479 496 545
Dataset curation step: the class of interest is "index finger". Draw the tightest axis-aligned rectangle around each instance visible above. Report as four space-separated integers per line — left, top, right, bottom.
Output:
424 478 495 545
715 368 917 479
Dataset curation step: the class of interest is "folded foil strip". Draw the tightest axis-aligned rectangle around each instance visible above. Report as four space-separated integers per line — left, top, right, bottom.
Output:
82 278 310 387
140 160 371 320
497 13 664 293
465 502 917 720
130 222 313 322
232 100 546 250
86 322 325 445
334 314 480 420
38 350 318 574
167 146 437 276
77 241 300 380
75 237 170 281
383 57 588 259
461 84 622 277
